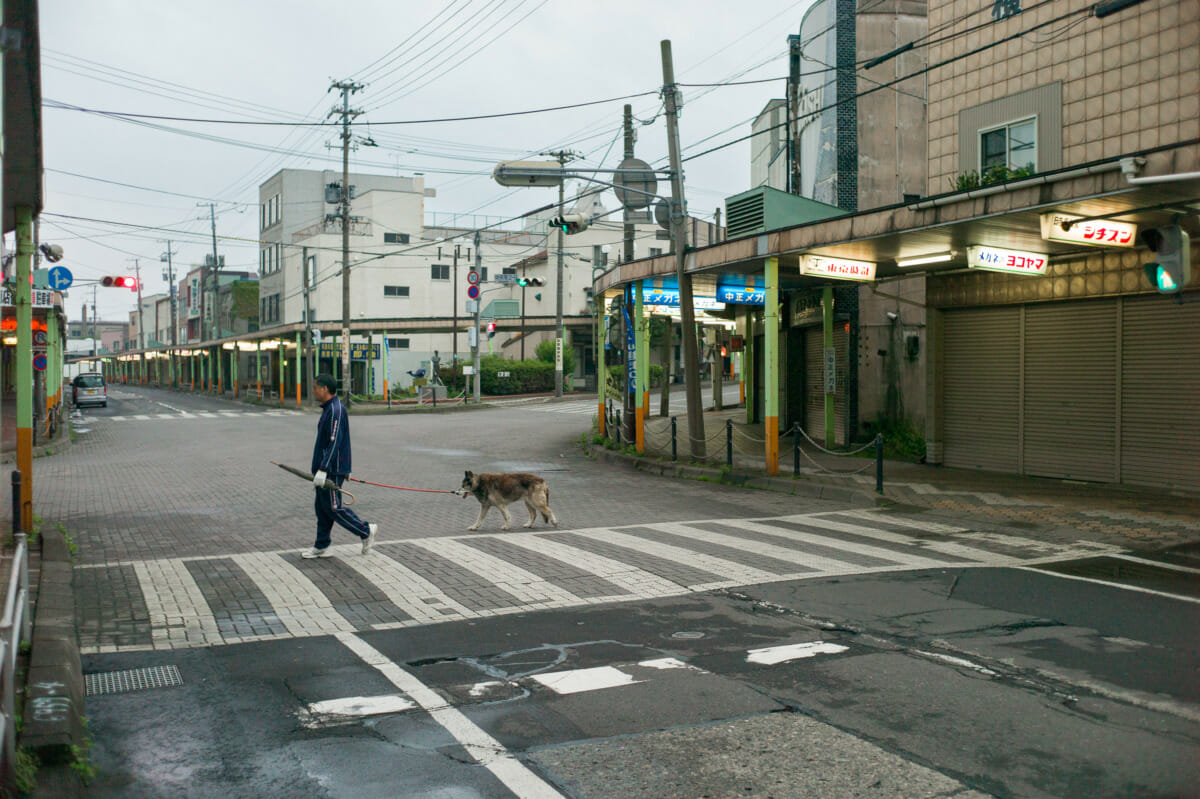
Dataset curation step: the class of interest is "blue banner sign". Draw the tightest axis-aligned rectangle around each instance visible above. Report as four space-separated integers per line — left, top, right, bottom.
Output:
716 275 765 305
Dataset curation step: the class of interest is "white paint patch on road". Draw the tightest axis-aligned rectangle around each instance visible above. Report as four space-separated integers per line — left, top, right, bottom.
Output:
468 680 511 697
746 641 849 665
637 657 696 670
914 651 998 677
530 665 642 695
336 632 564 798
302 695 415 724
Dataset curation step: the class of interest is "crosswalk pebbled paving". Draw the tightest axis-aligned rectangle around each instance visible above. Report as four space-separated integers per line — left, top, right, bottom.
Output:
75 509 1121 654
79 409 304 422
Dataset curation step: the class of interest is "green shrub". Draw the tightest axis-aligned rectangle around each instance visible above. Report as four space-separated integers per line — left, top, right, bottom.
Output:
535 339 576 375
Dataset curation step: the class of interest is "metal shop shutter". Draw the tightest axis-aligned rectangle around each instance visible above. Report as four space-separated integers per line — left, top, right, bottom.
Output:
942 307 1020 472
1023 300 1118 482
1120 295 1200 489
804 326 847 446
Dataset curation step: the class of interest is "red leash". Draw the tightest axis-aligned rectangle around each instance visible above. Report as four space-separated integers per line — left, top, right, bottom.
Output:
347 476 458 494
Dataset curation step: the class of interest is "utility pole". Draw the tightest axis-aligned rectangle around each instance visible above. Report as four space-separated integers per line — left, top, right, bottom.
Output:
661 40 706 458
788 34 802 196
452 242 461 362
542 149 578 397
329 79 364 401
622 106 636 438
161 241 178 348
207 203 221 339
303 246 316 406
128 258 145 349
472 230 482 403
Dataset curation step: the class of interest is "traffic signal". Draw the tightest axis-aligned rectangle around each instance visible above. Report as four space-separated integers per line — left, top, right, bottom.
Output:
517 277 544 287
548 213 588 235
1141 225 1191 293
101 276 138 290
486 321 497 339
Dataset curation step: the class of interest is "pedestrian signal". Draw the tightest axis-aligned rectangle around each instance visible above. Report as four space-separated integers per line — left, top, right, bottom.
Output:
1141 225 1191 293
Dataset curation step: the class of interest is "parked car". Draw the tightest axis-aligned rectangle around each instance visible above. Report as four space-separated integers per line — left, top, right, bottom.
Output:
72 372 107 408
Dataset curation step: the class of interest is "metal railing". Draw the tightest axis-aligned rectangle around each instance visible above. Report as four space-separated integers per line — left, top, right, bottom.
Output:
1 472 33 790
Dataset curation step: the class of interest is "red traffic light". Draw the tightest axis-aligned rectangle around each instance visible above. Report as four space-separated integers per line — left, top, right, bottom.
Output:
486 321 497 339
101 276 138 290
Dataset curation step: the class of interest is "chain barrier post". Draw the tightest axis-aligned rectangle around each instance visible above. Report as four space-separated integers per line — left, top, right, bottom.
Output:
10 471 20 536
725 419 733 467
615 411 622 447
875 433 884 493
671 417 677 461
793 423 801 477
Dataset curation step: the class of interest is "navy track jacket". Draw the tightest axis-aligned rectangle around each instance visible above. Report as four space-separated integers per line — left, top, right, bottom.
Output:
312 395 353 476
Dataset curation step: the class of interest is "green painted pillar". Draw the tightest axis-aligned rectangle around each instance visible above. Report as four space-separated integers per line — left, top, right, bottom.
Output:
295 333 302 406
634 282 647 453
822 285 835 449
764 257 780 475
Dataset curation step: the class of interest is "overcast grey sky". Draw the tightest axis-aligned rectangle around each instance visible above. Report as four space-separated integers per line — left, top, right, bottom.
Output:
37 0 813 321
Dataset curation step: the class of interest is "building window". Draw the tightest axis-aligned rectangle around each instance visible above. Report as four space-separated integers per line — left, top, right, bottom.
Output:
502 267 517 276
387 338 410 349
431 264 450 280
980 118 1036 173
383 285 410 297
384 232 410 244
649 247 664 257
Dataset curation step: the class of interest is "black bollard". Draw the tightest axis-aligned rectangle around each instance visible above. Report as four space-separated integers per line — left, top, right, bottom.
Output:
875 433 884 493
671 417 677 462
793 423 800 477
726 419 733 467
11 470 20 537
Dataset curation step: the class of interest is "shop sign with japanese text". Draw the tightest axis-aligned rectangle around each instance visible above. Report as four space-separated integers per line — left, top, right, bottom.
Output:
967 245 1048 275
1040 213 1136 247
801 255 876 281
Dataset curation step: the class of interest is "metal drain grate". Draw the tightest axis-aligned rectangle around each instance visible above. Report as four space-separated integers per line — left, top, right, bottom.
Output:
85 665 183 696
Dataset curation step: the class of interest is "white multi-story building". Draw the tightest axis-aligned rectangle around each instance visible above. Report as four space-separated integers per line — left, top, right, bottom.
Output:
258 168 696 394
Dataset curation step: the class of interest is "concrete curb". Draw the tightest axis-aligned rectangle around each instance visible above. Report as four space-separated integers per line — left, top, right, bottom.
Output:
587 446 887 507
20 529 85 762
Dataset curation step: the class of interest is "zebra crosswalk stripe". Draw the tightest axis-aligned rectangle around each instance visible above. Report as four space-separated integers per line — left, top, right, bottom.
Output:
79 513 1121 654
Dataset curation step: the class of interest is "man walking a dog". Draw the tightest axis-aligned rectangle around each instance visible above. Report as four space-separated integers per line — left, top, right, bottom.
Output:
303 374 378 558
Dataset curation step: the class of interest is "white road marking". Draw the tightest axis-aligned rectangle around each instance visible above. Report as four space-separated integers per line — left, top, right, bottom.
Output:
338 549 478 624
132 559 222 649
566 527 779 588
411 538 584 607
1015 566 1200 605
746 641 849 665
636 657 697 670
530 665 641 695
499 534 686 598
231 551 356 638
1108 553 1200 575
337 632 564 798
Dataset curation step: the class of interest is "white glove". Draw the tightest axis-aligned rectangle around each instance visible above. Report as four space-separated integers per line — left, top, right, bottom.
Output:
313 471 328 488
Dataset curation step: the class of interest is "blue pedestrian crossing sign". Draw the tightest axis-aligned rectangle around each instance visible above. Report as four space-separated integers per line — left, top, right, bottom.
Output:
48 266 73 290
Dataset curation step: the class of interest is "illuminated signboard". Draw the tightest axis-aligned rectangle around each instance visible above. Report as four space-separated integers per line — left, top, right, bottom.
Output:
967 245 1048 275
1040 213 1136 247
642 289 724 310
802 255 876 282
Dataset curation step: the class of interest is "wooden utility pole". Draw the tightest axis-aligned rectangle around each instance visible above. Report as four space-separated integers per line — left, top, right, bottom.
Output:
661 40 706 458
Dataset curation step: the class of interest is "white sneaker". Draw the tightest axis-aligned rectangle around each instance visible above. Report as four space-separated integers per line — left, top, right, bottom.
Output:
301 547 331 559
362 524 378 554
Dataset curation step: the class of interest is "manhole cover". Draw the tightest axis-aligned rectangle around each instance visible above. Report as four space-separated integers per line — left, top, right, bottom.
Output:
85 665 182 696
671 631 705 640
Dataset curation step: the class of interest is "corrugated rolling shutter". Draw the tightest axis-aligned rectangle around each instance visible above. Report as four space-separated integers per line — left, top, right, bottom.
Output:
943 307 1019 471
804 326 847 446
1022 300 1117 481
1120 295 1200 489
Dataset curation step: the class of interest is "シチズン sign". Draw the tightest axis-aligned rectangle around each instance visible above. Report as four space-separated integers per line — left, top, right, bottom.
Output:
967 245 1049 275
1040 213 1137 248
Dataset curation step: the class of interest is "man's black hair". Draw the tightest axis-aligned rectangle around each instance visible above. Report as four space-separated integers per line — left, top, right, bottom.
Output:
315 374 338 393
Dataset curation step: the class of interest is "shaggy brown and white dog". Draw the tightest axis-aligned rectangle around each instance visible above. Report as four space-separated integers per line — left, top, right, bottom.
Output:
458 470 558 531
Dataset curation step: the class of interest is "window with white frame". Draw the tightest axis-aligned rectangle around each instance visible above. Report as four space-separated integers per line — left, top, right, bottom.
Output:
979 118 1037 173
383 285 409 297
431 263 450 280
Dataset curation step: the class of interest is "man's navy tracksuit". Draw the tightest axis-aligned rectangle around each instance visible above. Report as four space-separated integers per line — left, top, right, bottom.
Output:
312 395 371 549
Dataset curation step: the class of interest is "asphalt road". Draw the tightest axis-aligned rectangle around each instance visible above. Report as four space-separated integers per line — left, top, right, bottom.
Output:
35 385 1200 798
